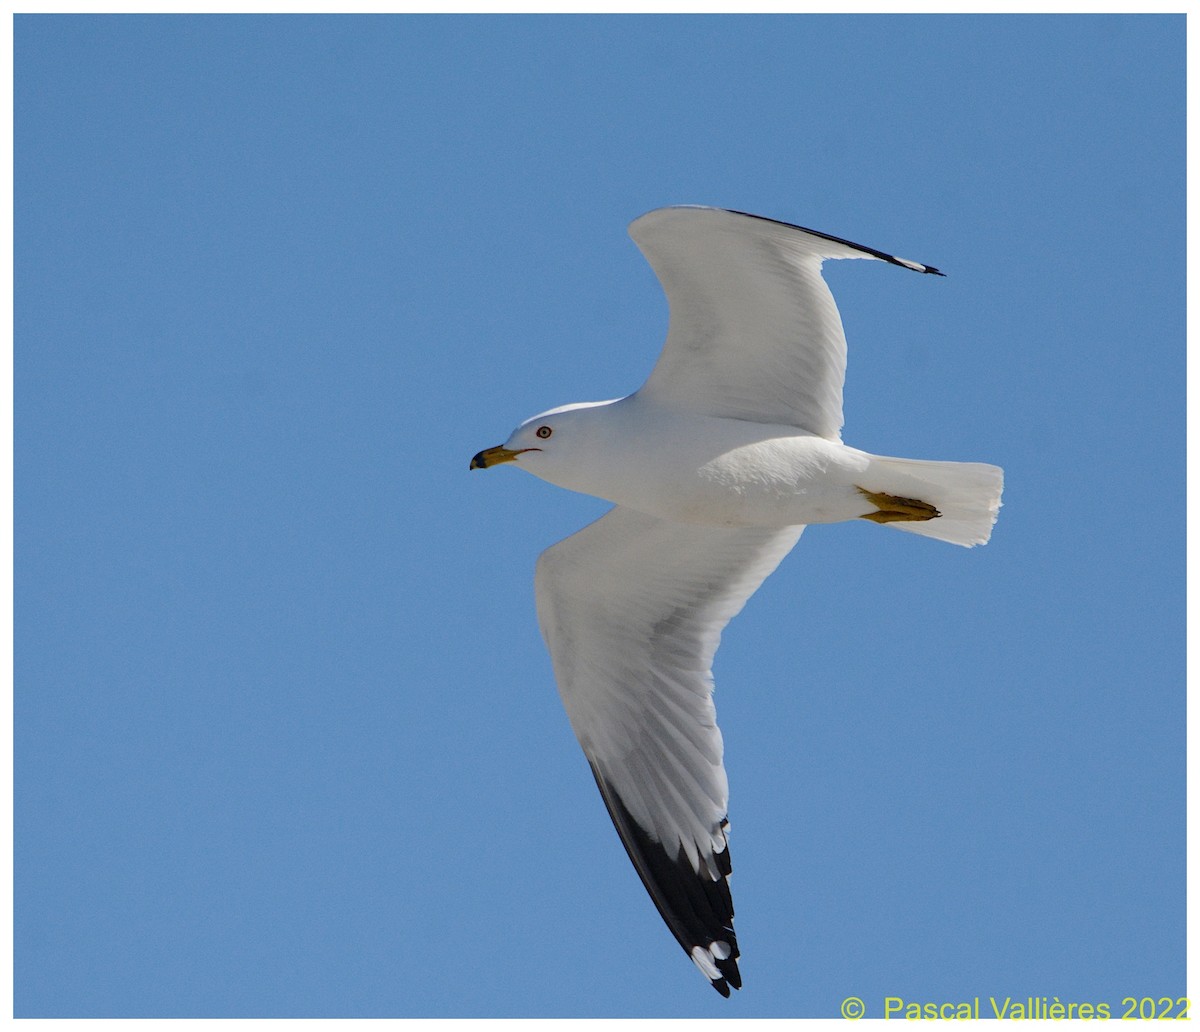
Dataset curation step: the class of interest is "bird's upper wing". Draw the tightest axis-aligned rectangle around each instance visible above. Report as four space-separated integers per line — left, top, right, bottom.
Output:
534 505 803 995
629 206 942 439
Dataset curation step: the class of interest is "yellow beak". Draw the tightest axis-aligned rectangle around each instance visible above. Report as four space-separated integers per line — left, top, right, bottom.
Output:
469 445 538 470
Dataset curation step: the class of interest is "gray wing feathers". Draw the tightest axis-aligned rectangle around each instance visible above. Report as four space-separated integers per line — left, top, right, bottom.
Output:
629 206 938 438
534 506 802 869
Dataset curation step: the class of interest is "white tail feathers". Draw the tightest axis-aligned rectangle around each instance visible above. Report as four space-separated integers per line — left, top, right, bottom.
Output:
862 455 1004 547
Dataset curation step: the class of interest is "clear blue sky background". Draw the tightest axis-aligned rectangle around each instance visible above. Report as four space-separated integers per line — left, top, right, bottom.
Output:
16 13 1184 1019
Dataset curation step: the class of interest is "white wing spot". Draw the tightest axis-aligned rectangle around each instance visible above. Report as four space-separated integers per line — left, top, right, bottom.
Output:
710 939 732 960
690 945 721 981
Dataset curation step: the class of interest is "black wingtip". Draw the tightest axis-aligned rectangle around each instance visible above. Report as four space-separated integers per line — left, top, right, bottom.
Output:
720 208 945 278
588 763 742 995
714 958 741 995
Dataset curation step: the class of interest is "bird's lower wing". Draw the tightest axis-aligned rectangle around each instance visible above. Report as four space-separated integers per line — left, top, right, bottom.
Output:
534 506 803 994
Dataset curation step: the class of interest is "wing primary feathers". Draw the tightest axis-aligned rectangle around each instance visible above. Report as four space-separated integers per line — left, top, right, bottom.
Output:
723 207 946 276
588 762 742 996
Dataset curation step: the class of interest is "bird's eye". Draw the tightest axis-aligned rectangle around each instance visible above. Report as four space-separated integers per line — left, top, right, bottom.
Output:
536 426 553 439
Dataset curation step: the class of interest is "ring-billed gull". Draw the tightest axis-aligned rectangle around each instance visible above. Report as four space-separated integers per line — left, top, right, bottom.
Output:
471 206 1003 996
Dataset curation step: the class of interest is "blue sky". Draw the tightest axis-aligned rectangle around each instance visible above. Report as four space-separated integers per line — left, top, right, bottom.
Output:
15 13 1184 1019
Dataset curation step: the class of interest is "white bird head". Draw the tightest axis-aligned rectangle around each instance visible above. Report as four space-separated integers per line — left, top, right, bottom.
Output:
469 399 619 474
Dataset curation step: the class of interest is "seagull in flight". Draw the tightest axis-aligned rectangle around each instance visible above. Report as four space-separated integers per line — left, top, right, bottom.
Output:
471 206 1003 996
